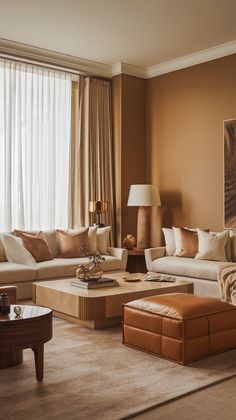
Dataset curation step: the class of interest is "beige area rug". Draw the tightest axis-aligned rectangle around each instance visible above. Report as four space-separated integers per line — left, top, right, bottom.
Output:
1 318 236 420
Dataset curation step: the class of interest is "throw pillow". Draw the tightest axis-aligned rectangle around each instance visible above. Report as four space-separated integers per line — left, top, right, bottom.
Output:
195 229 229 262
97 226 111 255
68 226 97 254
57 228 89 258
0 238 6 262
178 227 198 258
14 229 39 237
162 228 175 256
1 233 36 266
19 232 53 262
173 227 181 256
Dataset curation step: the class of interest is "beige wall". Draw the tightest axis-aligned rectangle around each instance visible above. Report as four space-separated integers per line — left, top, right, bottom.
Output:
146 54 236 246
112 74 146 246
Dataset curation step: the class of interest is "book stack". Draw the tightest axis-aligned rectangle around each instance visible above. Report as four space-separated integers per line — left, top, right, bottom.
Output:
71 277 119 289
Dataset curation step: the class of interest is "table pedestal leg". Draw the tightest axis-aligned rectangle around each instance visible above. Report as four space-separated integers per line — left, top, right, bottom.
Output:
32 343 44 381
0 350 23 368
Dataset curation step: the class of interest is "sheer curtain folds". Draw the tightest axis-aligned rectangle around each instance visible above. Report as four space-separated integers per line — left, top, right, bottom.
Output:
0 60 72 231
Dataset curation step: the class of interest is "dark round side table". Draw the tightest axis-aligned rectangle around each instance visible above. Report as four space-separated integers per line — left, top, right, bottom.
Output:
0 305 52 381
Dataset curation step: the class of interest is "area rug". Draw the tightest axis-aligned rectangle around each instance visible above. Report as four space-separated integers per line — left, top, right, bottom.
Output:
1 318 236 420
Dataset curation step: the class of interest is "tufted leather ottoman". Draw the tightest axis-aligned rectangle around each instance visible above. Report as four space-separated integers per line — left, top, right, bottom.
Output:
123 293 236 364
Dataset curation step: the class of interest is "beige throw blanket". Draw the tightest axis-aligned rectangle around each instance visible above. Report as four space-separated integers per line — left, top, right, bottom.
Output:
217 263 236 305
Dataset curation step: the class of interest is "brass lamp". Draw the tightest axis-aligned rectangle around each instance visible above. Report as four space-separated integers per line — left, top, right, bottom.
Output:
89 201 108 227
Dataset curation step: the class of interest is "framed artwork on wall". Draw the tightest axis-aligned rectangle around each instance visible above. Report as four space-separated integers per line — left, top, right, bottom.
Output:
224 118 236 228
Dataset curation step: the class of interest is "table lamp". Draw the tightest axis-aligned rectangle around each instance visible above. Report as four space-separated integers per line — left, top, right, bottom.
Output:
127 184 161 249
89 201 108 227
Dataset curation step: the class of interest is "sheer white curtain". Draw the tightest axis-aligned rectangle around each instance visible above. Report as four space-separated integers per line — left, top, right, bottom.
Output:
0 60 72 231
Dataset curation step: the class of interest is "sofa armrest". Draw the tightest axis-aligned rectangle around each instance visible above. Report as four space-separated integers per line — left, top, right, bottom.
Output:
145 247 166 271
107 247 128 270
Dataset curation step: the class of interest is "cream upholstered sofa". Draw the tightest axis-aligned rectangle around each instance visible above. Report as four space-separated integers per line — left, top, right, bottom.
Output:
145 228 236 299
0 228 128 300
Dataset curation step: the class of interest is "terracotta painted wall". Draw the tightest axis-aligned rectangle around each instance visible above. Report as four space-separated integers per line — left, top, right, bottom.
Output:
112 74 146 246
146 54 236 246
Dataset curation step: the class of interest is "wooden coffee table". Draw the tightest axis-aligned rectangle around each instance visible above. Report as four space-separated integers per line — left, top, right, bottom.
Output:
0 305 52 381
33 273 193 329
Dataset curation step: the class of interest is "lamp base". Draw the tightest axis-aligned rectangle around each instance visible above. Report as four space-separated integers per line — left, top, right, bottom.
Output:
137 206 151 249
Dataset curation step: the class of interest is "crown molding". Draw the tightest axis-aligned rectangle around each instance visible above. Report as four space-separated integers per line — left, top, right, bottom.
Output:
0 37 236 80
146 39 236 78
112 62 147 79
0 38 112 78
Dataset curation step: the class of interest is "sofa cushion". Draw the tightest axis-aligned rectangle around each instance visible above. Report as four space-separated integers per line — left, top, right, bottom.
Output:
162 228 175 256
0 262 36 284
151 256 224 281
178 227 198 258
68 226 98 254
195 229 229 262
42 230 60 257
35 255 123 280
19 232 53 262
57 228 89 258
0 238 6 262
1 233 36 266
97 226 111 255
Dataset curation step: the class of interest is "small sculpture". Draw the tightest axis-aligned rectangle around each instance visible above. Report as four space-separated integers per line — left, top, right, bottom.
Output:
76 253 105 282
76 265 90 282
123 234 136 250
88 253 105 280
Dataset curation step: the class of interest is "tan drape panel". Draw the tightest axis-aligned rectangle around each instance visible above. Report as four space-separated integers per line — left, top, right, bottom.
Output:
69 76 115 245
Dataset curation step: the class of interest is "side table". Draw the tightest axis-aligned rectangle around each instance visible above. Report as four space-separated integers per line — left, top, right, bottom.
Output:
126 248 146 273
0 305 52 381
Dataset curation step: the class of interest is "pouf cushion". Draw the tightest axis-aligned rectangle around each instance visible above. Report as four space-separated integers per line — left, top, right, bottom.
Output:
123 293 236 364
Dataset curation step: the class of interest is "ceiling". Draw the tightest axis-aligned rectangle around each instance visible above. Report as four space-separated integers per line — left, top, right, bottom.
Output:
0 0 236 76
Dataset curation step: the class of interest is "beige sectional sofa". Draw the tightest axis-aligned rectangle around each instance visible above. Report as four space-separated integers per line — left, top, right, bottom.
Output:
145 229 236 299
0 229 128 299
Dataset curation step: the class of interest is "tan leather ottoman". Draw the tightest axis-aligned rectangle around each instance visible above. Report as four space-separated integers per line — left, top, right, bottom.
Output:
123 293 236 364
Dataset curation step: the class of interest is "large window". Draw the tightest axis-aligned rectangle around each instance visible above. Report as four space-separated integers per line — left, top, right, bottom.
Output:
0 60 72 231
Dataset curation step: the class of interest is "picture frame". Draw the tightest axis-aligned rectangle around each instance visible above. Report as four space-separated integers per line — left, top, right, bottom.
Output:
224 118 236 228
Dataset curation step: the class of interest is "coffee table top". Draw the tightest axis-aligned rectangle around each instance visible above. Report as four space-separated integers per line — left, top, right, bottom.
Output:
0 305 52 323
33 272 193 298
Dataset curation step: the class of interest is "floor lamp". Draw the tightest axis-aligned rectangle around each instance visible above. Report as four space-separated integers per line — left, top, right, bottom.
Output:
127 184 161 249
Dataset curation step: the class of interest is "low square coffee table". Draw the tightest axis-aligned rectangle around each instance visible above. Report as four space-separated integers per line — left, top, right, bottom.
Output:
33 273 193 329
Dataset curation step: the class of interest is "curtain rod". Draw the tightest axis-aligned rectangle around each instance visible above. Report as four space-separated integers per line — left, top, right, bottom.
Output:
0 52 83 80
0 52 111 81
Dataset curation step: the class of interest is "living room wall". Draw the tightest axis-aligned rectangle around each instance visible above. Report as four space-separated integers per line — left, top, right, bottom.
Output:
112 74 146 246
146 54 236 246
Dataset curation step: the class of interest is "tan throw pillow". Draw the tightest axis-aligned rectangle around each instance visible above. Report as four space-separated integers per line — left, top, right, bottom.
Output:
19 232 53 262
57 228 89 258
68 226 97 254
14 229 39 237
195 229 229 262
178 227 198 258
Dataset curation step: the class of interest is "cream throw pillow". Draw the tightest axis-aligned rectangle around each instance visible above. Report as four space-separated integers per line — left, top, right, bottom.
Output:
97 226 111 255
1 233 36 266
173 227 181 256
162 228 175 256
195 229 229 262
